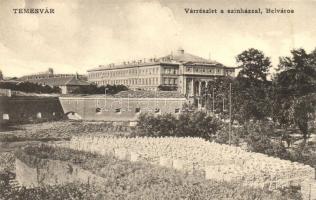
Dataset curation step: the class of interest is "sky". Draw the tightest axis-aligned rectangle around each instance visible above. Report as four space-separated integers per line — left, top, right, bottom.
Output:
1 0 316 77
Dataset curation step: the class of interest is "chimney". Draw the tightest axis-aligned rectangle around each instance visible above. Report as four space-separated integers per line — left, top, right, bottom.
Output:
177 47 184 54
75 72 79 80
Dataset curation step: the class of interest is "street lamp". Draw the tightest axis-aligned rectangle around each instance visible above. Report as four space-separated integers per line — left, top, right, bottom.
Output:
229 83 232 146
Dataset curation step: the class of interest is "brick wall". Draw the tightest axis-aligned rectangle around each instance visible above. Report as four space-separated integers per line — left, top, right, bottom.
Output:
59 97 187 121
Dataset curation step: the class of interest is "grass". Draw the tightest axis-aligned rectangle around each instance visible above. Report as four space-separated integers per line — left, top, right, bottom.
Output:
0 121 130 144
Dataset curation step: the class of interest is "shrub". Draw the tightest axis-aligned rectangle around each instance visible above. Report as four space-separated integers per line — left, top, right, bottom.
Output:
0 81 60 94
134 111 221 140
215 125 244 145
157 85 178 91
244 121 289 158
71 84 128 94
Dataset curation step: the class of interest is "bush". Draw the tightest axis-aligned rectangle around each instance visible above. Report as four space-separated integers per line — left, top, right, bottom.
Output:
157 85 178 91
0 82 60 94
71 84 128 94
134 111 221 140
244 121 289 158
135 113 177 137
215 125 244 145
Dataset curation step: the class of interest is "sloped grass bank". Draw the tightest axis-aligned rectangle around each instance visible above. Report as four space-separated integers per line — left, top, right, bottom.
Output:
0 121 130 143
12 145 301 200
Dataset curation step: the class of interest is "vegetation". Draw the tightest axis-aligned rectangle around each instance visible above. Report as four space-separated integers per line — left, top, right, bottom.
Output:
0 81 60 94
273 48 316 145
157 85 178 91
203 47 315 149
0 121 130 143
134 111 221 140
71 84 128 95
10 145 300 200
0 178 101 200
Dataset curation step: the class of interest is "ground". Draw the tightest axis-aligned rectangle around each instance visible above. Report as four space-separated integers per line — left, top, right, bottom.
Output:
0 120 131 152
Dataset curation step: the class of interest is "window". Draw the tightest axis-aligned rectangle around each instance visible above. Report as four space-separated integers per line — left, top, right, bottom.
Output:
135 108 141 113
174 79 178 84
169 78 173 85
36 112 42 119
3 113 9 120
154 108 160 113
164 78 168 85
175 108 180 113
115 108 121 113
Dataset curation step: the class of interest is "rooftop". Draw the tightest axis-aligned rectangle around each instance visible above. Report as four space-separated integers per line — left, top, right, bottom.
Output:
21 76 90 87
88 49 230 72
61 90 186 99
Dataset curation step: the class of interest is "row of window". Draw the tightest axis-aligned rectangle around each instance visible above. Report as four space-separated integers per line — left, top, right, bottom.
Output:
163 67 178 75
186 67 223 74
163 78 178 85
89 67 161 79
95 77 160 86
95 107 181 114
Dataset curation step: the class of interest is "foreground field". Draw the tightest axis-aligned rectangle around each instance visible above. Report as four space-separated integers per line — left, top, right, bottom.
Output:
0 121 130 152
58 136 315 191
6 145 300 200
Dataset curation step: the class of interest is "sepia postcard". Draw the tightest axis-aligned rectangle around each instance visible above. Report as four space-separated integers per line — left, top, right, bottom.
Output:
0 0 316 199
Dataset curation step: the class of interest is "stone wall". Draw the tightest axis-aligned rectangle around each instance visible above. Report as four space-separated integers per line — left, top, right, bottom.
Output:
15 158 105 188
0 96 64 125
57 136 316 192
0 95 187 124
59 97 186 122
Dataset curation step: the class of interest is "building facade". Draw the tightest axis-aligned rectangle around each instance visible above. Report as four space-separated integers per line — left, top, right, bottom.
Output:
18 68 90 94
87 49 235 97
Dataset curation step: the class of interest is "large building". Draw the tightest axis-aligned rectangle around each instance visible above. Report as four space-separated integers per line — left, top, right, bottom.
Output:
87 48 235 97
18 68 90 94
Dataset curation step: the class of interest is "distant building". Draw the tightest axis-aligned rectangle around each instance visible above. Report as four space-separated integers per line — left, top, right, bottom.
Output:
87 48 235 98
18 68 90 94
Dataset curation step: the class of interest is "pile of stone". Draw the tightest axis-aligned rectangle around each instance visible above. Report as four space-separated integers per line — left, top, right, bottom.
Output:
56 136 315 190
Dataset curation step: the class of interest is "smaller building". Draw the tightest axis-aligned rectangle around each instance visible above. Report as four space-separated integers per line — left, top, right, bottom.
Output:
52 76 90 94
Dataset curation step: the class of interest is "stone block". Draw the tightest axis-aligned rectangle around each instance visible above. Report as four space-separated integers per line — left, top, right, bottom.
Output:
159 157 173 168
130 152 140 162
114 149 127 160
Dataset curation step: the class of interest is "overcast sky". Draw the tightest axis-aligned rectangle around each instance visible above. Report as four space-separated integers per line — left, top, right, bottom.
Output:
1 0 316 77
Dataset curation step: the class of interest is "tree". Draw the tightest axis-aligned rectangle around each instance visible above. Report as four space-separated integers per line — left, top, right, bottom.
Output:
232 49 273 123
71 84 128 95
0 81 60 93
273 48 316 144
236 48 271 81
